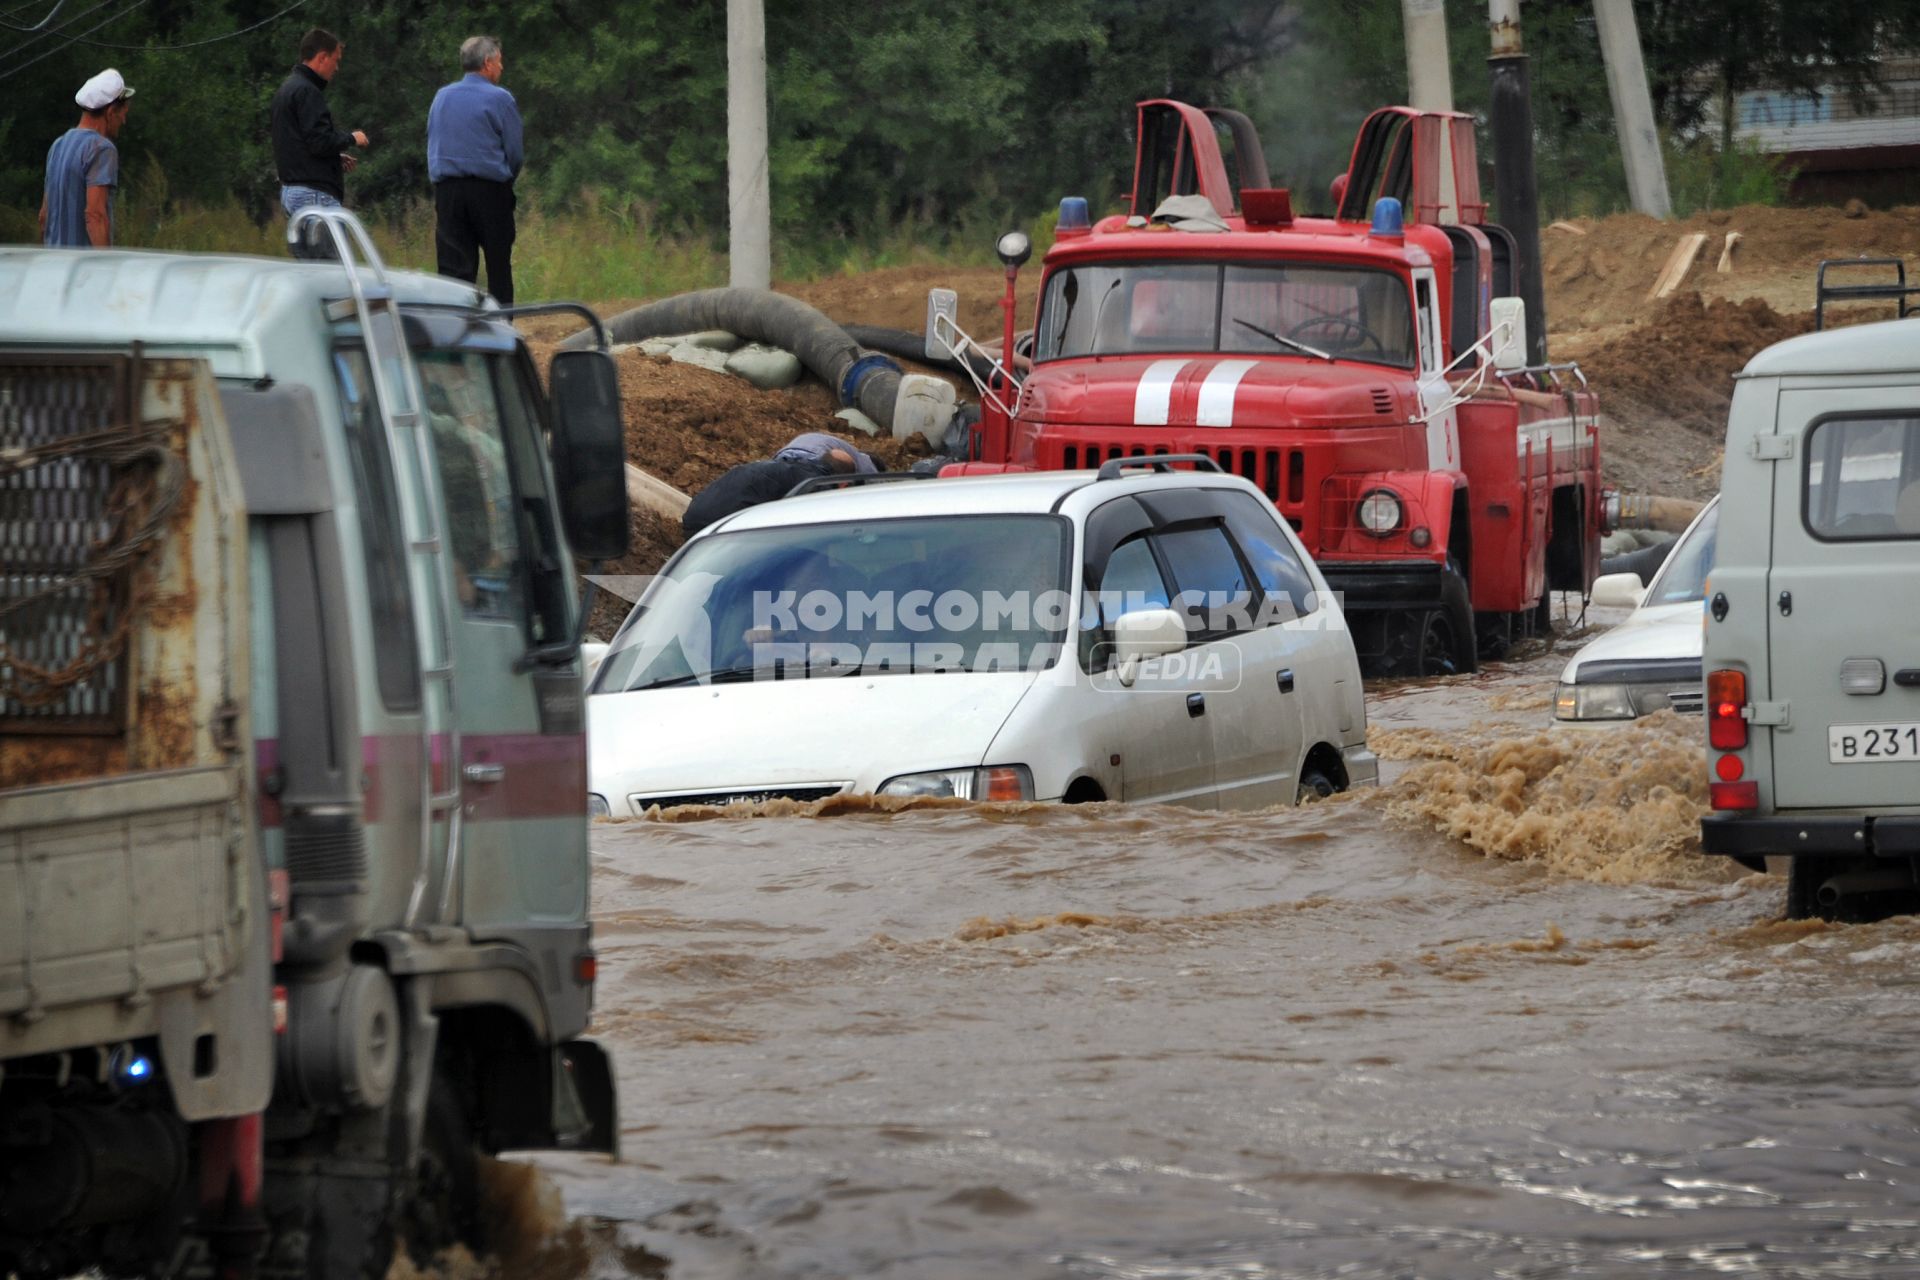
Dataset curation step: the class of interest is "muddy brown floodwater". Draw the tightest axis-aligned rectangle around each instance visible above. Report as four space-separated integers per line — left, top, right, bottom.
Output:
505 606 1920 1280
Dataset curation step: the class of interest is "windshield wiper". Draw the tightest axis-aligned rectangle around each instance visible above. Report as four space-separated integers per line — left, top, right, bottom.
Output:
631 665 767 692
1232 316 1333 362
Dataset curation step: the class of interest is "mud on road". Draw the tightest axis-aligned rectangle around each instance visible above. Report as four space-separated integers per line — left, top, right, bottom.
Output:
442 610 1920 1280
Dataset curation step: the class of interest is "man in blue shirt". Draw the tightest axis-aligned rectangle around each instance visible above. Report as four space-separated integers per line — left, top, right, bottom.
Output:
40 68 134 248
427 36 524 304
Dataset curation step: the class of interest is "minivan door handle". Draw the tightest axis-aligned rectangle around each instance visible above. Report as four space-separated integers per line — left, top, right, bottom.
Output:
1894 669 1920 688
1186 693 1206 718
1277 668 1295 694
462 762 506 785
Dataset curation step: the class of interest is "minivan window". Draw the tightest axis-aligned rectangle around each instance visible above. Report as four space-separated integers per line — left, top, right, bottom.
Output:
1805 415 1920 541
1216 490 1316 619
1156 523 1255 635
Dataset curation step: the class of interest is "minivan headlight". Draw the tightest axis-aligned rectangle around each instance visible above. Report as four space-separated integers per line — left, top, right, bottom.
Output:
878 765 1033 801
1555 682 1636 721
588 792 611 818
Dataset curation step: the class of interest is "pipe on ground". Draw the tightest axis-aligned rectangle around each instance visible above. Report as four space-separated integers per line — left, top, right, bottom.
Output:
1606 493 1703 534
561 288 904 434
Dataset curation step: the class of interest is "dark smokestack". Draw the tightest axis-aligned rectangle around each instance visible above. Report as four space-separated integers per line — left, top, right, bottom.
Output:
1488 1 1548 366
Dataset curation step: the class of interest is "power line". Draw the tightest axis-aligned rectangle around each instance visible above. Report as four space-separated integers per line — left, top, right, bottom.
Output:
0 0 144 82
73 0 308 50
0 1 67 34
0 0 129 65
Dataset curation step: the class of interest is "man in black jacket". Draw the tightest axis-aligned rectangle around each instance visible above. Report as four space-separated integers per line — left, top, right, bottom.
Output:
682 446 859 539
270 28 369 251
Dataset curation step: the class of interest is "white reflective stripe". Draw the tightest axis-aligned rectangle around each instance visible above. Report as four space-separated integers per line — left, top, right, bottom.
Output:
1195 360 1258 427
1133 359 1189 426
1516 417 1589 458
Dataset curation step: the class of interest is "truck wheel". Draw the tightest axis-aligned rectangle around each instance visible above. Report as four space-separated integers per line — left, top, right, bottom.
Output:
1439 562 1478 675
400 1078 482 1265
1785 859 1821 921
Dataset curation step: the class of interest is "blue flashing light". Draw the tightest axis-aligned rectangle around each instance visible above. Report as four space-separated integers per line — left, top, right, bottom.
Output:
1057 196 1091 232
1370 196 1405 239
122 1053 154 1082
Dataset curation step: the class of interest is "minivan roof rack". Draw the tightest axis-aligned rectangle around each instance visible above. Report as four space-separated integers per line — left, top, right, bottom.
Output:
1814 257 1919 331
786 471 936 498
1095 454 1224 480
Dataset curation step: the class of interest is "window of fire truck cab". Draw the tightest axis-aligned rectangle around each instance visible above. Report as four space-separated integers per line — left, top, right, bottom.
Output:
1034 260 1418 369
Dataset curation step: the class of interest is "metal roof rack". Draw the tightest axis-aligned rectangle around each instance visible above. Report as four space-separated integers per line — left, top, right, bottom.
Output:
1815 258 1919 331
1095 453 1224 480
785 471 937 498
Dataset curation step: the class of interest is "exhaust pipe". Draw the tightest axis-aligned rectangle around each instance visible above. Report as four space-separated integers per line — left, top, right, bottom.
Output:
1816 863 1917 907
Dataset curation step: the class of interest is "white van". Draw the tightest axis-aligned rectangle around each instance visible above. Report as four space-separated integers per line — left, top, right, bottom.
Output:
1699 317 1920 919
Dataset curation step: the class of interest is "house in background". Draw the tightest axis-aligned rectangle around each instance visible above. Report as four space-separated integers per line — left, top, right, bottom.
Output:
1724 53 1920 203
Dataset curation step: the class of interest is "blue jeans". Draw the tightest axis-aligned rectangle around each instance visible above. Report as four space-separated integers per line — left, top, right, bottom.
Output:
279 185 342 216
281 186 343 259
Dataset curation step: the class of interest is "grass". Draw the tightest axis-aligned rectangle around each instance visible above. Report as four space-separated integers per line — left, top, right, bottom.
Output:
0 157 1041 303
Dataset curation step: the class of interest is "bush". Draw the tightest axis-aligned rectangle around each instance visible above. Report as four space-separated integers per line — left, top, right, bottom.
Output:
1665 138 1797 217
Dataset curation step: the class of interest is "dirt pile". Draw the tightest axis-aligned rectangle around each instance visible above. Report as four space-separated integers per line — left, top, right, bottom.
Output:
1574 292 1815 499
1542 203 1920 331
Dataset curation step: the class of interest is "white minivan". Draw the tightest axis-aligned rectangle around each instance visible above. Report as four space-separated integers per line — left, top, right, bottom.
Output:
587 459 1377 814
1699 318 1920 919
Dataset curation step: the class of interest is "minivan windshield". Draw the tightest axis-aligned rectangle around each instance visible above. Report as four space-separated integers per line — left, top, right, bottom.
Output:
1645 497 1720 606
595 515 1071 692
1034 261 1417 368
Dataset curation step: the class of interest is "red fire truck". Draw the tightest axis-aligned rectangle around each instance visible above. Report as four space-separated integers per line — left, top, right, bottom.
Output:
942 101 1605 676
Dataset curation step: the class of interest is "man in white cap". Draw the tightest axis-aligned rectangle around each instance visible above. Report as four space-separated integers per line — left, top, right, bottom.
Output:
39 68 133 248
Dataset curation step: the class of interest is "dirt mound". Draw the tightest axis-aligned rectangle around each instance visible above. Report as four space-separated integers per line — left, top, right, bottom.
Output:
1572 291 1815 500
1542 203 1920 331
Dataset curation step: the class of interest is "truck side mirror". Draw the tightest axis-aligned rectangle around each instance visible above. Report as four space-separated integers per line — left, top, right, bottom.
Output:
1489 297 1528 372
548 349 631 562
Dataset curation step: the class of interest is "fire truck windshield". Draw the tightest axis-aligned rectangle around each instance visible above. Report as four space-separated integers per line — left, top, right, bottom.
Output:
1033 261 1417 370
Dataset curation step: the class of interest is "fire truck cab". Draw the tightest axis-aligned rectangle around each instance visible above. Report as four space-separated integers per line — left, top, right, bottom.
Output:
951 102 1605 675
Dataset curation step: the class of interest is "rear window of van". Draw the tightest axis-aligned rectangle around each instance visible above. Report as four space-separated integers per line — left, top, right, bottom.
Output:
1804 415 1920 541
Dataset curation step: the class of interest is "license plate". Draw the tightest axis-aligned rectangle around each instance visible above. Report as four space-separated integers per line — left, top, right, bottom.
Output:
1828 722 1920 764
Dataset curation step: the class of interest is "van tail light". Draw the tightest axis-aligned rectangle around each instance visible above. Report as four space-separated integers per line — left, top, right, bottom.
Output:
1710 781 1759 811
1707 669 1749 750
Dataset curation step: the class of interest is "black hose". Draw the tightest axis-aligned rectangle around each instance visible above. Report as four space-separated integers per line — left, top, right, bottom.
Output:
840 324 995 382
560 288 904 433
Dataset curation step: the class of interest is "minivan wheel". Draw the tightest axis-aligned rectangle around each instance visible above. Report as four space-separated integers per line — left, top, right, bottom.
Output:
1297 767 1337 803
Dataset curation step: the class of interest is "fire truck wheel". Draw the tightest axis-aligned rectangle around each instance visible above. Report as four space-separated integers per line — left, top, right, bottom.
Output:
1439 562 1478 675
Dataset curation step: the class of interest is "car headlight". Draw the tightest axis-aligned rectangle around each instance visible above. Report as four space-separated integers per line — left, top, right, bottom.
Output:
588 792 611 819
1357 488 1403 536
877 765 1034 801
1554 682 1637 721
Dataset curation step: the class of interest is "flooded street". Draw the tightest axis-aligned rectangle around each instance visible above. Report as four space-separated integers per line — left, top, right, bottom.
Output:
529 614 1920 1279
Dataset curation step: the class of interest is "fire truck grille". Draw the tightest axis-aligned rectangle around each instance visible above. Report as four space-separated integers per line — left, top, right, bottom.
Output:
1060 442 1306 510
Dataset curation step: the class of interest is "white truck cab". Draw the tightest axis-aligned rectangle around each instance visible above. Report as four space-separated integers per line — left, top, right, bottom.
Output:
1699 314 1920 919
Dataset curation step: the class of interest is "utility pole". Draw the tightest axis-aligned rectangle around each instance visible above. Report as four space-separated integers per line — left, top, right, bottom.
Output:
726 0 771 290
1400 0 1459 220
1592 0 1672 218
1487 0 1548 365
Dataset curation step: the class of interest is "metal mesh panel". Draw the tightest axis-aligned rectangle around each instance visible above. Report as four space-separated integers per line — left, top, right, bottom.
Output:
1 356 134 733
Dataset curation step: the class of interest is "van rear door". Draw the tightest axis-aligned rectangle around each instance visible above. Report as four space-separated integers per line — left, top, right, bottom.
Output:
1767 390 1920 809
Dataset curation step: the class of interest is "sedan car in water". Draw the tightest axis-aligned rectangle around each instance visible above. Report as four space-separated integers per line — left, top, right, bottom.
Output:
1554 495 1719 723
587 461 1377 814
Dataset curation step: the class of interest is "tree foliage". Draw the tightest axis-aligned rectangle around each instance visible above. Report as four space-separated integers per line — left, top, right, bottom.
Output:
2 0 1914 247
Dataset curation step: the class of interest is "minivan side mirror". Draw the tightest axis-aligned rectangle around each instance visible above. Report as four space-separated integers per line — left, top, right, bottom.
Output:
1111 607 1188 686
1590 571 1646 610
1489 297 1528 372
548 349 631 562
